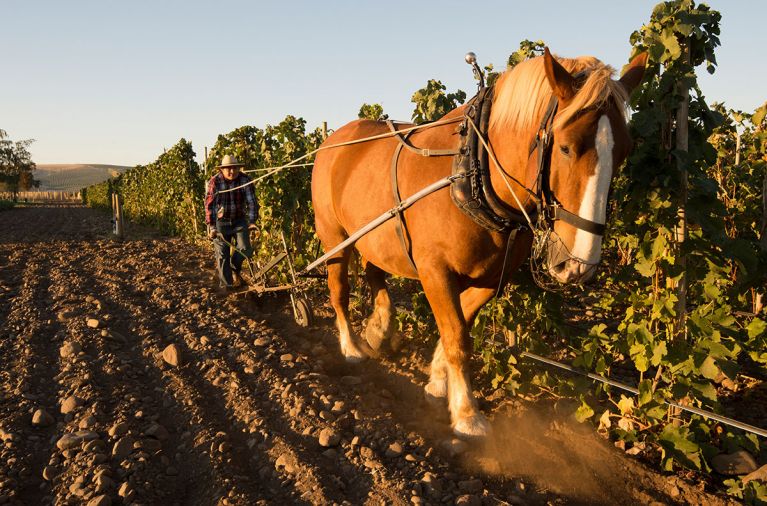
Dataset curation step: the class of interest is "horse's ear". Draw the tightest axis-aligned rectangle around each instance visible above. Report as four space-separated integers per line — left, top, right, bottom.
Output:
543 47 575 101
619 52 648 94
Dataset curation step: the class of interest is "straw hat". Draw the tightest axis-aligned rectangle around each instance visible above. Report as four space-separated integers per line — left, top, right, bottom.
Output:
217 154 245 169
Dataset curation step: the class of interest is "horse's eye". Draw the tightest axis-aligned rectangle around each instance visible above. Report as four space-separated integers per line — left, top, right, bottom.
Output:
559 145 571 156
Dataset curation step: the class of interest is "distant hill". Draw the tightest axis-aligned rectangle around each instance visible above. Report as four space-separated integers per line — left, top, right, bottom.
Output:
34 164 132 191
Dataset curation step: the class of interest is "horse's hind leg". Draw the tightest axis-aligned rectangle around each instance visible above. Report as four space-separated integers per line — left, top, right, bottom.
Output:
424 340 448 403
327 249 375 363
362 262 396 352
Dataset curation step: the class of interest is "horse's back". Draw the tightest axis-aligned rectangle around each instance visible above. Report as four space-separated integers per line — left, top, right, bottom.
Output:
311 113 502 279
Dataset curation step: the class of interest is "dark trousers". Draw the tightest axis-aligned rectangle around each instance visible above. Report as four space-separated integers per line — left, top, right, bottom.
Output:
213 218 253 287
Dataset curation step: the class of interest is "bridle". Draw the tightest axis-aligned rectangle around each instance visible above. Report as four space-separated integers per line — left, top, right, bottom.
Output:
454 75 614 287
526 95 607 238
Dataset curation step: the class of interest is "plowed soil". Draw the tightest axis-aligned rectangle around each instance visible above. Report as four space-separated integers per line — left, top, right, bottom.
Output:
0 205 736 505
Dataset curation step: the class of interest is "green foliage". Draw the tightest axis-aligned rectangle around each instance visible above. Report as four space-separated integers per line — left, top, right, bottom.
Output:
507 39 547 69
119 139 202 238
84 139 202 237
0 129 39 197
358 103 387 121
0 199 15 212
724 477 767 505
410 80 466 124
83 180 112 211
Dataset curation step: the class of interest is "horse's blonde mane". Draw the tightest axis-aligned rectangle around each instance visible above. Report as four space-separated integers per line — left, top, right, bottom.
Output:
490 54 629 132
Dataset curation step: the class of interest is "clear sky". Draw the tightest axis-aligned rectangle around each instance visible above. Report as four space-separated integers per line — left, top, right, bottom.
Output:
2 1 764 166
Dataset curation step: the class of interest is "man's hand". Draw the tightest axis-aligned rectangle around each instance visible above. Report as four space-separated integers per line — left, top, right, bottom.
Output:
248 223 257 232
208 228 217 240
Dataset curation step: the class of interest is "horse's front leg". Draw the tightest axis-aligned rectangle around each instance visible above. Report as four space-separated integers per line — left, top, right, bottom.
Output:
425 286 496 408
421 271 491 438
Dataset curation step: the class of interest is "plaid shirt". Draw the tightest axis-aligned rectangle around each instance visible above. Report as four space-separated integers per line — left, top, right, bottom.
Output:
205 172 257 226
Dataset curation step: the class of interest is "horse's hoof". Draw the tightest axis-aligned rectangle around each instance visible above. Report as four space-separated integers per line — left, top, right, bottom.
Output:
341 343 369 363
452 413 491 439
424 380 447 406
363 323 386 352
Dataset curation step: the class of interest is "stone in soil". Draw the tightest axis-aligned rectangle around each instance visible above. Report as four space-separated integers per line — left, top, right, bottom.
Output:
56 430 99 451
455 495 482 506
59 341 82 358
386 442 403 458
318 427 340 447
42 465 57 481
87 495 112 506
162 344 182 367
108 422 128 437
441 438 468 457
31 408 54 427
60 395 83 414
711 450 758 475
275 454 296 474
145 423 169 440
86 318 101 329
112 436 136 459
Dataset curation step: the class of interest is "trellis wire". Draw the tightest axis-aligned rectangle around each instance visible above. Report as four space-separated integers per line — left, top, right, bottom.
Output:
520 350 767 438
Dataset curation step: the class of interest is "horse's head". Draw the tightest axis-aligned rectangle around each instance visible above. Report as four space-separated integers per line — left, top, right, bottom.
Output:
539 49 646 284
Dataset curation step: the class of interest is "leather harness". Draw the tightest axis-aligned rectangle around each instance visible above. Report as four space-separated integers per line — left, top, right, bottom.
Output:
385 81 608 273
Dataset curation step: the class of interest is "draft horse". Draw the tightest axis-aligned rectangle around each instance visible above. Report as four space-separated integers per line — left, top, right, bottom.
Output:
312 49 647 438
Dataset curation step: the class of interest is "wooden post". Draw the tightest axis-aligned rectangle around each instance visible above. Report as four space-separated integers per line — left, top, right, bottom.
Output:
112 192 124 239
735 130 741 166
755 175 767 314
322 122 328 141
674 41 690 340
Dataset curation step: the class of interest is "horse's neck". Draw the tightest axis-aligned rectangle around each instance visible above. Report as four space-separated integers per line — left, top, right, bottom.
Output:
487 124 538 215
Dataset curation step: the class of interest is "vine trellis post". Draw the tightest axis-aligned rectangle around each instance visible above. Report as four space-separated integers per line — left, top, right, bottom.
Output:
674 39 690 341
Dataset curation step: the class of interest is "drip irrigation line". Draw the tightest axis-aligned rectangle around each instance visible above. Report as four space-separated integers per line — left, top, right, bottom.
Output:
520 350 767 438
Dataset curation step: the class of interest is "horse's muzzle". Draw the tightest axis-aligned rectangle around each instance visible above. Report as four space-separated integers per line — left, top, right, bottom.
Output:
548 258 597 284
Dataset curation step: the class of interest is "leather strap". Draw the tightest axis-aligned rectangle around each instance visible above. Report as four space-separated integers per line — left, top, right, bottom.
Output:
389 128 419 273
553 206 606 236
386 120 460 157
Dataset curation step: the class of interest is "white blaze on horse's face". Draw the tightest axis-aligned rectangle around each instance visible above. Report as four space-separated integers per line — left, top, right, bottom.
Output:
571 115 614 263
549 114 614 284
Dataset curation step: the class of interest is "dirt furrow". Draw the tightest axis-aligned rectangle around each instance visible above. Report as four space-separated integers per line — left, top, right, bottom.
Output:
0 245 69 505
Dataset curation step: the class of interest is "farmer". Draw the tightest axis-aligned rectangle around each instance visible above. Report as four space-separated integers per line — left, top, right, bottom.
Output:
205 154 258 290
